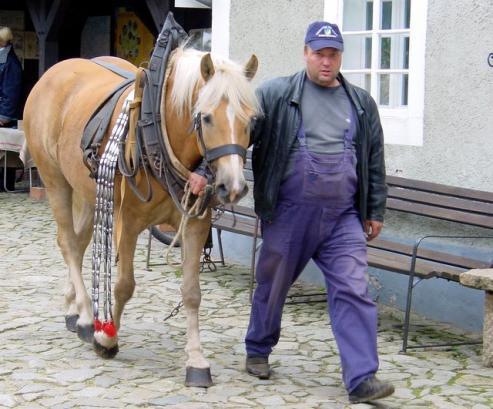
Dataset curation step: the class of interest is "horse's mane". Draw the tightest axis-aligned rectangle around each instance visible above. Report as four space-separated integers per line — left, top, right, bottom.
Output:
169 47 259 123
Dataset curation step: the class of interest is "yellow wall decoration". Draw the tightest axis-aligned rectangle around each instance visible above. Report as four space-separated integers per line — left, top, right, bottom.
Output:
115 8 155 67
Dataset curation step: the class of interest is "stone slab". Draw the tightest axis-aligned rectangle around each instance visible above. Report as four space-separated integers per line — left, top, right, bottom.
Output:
460 269 493 292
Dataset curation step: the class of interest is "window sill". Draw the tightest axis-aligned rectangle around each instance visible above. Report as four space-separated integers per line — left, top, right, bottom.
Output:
379 107 423 146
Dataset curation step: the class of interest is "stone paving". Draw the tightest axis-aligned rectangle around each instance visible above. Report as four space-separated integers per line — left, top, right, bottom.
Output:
1 192 492 409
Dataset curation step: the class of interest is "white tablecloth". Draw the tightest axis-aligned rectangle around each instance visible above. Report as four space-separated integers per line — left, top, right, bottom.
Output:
0 128 34 168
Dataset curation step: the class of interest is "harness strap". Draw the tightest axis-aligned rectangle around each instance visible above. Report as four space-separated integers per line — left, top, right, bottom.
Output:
125 68 145 172
91 58 136 79
193 112 247 166
81 60 136 177
139 13 194 216
205 144 247 162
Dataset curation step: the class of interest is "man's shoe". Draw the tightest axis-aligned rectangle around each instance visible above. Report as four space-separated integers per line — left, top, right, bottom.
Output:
348 375 395 403
245 355 270 379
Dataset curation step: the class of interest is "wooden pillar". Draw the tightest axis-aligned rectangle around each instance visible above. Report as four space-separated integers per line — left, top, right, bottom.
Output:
27 0 70 77
145 0 170 32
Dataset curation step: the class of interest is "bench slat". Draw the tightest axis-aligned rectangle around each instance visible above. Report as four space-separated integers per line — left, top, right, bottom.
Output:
215 204 257 218
386 197 493 229
388 187 493 216
369 238 492 270
243 169 254 182
387 175 493 203
212 213 260 237
367 247 464 281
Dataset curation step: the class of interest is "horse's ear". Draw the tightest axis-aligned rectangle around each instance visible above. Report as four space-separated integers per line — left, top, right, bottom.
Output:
244 54 258 81
200 53 215 82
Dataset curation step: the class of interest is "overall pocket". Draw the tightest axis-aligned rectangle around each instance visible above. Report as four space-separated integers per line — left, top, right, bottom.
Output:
302 153 357 201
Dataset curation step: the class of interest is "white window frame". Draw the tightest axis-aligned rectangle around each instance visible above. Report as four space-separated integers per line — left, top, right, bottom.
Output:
211 0 231 57
325 0 427 146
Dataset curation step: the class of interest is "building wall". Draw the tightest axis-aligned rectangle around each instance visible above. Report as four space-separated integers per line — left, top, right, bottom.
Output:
375 0 493 332
385 0 493 191
228 0 324 85
216 0 490 333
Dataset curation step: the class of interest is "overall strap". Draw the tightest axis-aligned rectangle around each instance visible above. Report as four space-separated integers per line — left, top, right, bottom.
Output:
296 121 307 147
343 104 358 151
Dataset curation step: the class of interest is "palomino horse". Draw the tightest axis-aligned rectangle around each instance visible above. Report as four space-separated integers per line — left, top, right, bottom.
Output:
23 47 259 386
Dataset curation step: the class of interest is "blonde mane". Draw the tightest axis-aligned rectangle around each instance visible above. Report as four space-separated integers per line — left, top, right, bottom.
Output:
169 48 259 123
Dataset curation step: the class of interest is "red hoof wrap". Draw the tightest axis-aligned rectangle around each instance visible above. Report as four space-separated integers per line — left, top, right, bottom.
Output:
94 319 117 337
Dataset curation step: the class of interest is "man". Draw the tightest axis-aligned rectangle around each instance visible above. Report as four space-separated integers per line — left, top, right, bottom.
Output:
189 21 393 404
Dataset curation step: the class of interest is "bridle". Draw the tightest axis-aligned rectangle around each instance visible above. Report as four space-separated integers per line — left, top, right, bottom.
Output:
192 112 248 175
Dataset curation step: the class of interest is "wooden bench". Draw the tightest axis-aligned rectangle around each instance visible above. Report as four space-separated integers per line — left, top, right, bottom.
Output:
212 172 493 353
373 176 493 352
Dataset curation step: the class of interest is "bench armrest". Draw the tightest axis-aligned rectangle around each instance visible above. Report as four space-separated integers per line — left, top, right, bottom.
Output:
410 235 493 278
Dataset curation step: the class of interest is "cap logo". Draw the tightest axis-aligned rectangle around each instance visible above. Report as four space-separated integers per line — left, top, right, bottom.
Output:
315 25 337 38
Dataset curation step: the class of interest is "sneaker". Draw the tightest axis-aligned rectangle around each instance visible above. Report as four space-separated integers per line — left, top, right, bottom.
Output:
348 375 395 403
245 355 270 379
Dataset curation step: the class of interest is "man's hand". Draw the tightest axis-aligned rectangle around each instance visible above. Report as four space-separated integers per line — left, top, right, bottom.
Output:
0 120 5 126
364 220 383 241
188 172 208 196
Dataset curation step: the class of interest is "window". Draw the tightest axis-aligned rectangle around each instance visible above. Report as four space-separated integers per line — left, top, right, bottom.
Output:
342 0 410 107
325 0 427 145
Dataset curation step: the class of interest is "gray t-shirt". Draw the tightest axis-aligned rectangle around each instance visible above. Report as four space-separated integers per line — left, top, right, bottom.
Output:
283 78 353 179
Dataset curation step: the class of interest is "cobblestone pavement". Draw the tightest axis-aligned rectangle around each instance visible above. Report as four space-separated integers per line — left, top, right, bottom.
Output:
1 193 492 409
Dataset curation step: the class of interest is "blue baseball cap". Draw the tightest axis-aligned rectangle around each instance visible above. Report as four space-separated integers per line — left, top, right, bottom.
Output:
304 21 344 51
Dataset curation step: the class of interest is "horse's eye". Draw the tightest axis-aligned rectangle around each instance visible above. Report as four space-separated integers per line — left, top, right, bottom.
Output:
202 114 212 125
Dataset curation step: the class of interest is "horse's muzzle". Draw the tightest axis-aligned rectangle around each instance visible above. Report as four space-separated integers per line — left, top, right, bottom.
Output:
216 181 248 204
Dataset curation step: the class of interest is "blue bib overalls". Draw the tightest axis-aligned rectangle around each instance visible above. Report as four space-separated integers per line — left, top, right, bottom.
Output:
245 115 379 392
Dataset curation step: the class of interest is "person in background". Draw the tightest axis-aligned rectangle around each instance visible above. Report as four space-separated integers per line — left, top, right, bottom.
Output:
0 26 22 128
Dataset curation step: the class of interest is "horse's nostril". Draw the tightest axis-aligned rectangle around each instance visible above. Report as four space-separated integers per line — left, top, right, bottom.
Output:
241 184 249 197
216 183 227 196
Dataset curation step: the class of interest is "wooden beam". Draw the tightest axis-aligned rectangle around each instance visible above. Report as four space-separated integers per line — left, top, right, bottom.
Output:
145 0 170 32
27 0 71 76
26 0 45 34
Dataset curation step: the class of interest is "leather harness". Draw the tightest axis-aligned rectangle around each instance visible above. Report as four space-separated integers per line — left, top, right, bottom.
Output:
80 13 247 215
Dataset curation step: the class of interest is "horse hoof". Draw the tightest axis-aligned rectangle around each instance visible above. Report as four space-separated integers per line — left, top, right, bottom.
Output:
185 367 213 388
65 315 79 333
93 339 119 359
76 324 94 343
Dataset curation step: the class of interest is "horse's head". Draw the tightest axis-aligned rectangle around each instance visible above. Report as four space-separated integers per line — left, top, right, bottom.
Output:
168 49 260 204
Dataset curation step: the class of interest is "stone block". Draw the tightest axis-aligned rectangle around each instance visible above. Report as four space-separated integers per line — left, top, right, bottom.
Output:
460 269 493 292
460 269 493 367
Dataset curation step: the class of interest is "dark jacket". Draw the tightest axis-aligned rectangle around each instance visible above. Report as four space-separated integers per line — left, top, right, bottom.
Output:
0 45 22 122
251 70 387 223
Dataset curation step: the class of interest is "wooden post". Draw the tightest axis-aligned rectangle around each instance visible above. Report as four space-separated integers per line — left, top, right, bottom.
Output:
145 0 170 32
27 0 70 77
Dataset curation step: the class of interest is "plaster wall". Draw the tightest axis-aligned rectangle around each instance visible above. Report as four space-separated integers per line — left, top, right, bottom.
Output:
228 0 324 85
213 0 491 334
385 0 493 191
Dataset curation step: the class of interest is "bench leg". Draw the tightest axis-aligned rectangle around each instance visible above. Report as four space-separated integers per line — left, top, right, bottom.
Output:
401 272 415 353
484 291 493 367
216 229 225 266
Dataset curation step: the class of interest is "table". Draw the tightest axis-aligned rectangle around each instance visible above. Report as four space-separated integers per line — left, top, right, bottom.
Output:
0 127 33 192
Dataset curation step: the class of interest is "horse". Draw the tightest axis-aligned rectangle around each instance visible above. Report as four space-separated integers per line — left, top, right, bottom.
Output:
23 46 259 387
